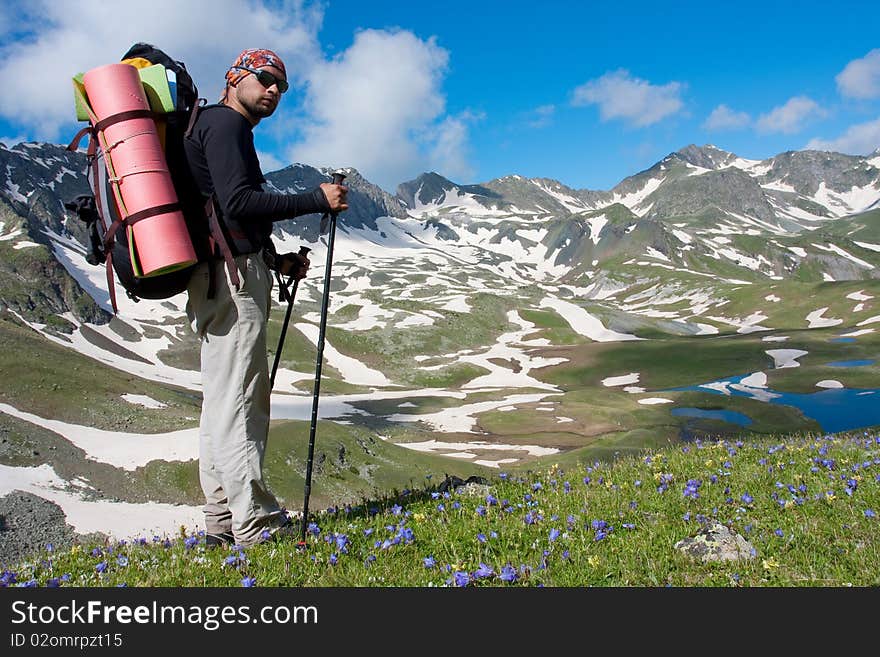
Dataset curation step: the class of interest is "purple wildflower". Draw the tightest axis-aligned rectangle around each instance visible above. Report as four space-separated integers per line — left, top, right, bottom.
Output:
473 563 494 579
241 576 256 587
423 556 436 568
499 565 517 583
683 479 702 499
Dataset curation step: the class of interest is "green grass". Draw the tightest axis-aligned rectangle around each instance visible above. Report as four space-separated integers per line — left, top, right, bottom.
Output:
0 316 200 432
6 428 878 587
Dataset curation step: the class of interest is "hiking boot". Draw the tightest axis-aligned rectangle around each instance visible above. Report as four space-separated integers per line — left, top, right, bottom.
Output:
205 531 234 549
257 518 301 545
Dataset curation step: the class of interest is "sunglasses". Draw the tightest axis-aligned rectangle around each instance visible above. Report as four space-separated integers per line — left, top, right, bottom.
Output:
233 65 289 94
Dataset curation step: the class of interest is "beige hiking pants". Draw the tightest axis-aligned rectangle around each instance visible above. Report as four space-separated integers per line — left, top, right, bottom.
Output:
186 252 286 546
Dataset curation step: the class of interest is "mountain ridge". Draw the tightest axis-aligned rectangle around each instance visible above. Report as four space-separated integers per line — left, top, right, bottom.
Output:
1 139 878 333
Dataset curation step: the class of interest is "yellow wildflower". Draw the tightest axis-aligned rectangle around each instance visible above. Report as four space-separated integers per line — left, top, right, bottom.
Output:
762 557 780 570
588 556 601 568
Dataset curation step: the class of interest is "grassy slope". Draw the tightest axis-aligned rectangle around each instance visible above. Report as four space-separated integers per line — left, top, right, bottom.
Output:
0 313 495 512
7 428 878 586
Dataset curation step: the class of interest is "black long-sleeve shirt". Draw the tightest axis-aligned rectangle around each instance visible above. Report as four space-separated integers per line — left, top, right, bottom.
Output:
183 103 329 254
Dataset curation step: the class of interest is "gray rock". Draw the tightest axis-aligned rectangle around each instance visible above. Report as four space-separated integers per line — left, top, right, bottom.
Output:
674 522 756 563
0 491 107 570
455 482 492 497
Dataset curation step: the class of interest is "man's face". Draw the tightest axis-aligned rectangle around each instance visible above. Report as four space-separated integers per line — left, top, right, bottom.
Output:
234 64 286 119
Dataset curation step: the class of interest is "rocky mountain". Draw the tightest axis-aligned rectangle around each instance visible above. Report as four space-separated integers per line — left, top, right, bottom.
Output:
265 163 407 241
1 140 879 335
394 144 880 226
0 142 108 329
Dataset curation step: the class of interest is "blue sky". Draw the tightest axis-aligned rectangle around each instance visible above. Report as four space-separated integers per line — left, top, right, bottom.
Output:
1 0 878 192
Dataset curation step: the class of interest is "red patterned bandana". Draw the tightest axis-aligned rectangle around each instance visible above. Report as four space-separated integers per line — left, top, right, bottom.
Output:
222 48 287 99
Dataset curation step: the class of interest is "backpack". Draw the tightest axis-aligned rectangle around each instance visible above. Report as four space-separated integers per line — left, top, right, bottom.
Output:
65 43 239 313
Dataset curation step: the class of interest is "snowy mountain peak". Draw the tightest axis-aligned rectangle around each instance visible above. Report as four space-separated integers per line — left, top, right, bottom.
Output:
674 144 739 170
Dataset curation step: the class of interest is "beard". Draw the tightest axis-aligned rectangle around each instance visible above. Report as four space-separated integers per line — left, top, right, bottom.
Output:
242 95 277 119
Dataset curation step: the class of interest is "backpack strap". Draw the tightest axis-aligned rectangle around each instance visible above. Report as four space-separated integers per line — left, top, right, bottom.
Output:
185 98 206 138
67 124 122 314
181 99 240 300
204 196 241 295
94 108 155 133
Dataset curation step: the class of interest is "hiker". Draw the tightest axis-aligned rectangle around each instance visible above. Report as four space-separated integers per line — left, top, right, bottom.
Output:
183 47 348 548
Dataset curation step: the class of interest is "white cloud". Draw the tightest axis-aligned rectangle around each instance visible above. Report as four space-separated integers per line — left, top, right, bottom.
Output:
806 116 880 155
0 134 29 148
702 104 750 131
287 28 455 192
0 0 324 140
527 104 556 129
756 96 826 134
426 112 481 183
836 49 880 100
571 69 685 127
256 149 285 173
0 1 473 191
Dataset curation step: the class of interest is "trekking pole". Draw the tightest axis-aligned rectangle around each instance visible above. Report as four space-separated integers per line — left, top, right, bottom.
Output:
270 245 312 389
300 170 346 545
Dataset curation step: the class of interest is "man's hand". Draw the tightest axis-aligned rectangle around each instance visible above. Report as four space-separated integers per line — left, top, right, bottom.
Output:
320 182 348 213
278 251 310 280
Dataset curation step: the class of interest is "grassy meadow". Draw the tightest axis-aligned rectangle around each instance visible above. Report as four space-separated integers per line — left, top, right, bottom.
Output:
4 428 878 587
